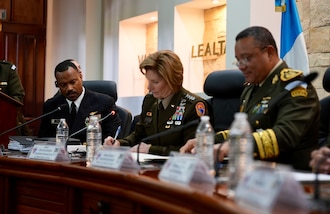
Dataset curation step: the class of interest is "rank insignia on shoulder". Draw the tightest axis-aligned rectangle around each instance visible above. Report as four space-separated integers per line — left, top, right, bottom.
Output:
185 93 196 101
11 64 16 70
291 86 308 97
272 75 279 84
195 102 206 117
280 69 303 82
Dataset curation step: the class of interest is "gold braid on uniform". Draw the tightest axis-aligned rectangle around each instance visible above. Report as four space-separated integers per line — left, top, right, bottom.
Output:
215 130 229 144
252 129 279 159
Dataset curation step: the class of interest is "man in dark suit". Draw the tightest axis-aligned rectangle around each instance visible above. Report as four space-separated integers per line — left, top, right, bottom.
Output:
38 60 121 144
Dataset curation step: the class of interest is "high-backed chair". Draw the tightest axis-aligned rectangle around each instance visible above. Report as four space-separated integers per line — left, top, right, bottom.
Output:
83 80 132 138
319 67 330 146
203 69 245 132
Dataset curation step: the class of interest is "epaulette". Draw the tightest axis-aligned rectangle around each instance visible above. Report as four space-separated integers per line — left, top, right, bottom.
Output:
0 60 16 70
184 93 196 102
280 68 303 82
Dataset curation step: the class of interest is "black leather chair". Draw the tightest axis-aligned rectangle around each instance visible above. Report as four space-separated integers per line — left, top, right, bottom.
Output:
319 67 330 146
83 80 132 138
203 69 245 132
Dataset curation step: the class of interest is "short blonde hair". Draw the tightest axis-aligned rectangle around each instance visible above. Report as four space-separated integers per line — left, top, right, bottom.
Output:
140 50 183 93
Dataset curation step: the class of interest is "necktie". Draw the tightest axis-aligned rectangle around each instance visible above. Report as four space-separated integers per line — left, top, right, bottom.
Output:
158 101 164 111
71 102 77 121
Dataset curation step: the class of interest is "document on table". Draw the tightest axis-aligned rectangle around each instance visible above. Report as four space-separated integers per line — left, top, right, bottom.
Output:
131 152 169 163
293 171 330 183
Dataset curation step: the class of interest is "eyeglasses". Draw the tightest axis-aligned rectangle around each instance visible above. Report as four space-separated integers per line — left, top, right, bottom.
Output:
233 47 267 67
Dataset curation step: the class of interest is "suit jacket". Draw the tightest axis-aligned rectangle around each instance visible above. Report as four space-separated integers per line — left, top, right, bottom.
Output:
38 89 121 143
120 87 209 155
215 62 319 170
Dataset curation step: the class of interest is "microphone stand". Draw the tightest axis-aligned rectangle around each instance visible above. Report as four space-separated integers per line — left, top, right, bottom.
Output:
308 157 330 212
136 119 200 165
0 106 64 137
214 143 224 178
64 110 116 149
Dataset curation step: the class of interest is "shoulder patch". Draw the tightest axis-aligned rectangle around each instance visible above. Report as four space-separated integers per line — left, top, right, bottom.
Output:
280 69 303 82
195 102 206 117
291 86 308 97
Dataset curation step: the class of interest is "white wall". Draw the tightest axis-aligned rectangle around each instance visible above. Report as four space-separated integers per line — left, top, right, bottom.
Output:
226 0 281 68
174 6 205 93
46 0 87 99
118 21 147 96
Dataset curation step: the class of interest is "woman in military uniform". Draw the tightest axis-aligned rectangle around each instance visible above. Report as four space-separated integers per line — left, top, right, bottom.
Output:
104 50 208 156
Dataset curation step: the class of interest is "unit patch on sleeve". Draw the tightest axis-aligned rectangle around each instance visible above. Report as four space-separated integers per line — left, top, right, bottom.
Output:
195 102 206 117
291 86 308 97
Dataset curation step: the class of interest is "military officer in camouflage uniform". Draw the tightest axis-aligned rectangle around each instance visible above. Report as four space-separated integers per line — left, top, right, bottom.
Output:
181 26 319 170
104 50 208 156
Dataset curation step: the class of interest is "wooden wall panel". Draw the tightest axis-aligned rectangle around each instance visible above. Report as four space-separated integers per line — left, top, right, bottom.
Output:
0 0 11 22
1 22 46 135
0 0 47 136
12 0 45 24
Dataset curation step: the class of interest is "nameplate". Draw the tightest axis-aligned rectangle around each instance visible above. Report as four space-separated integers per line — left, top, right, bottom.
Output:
27 144 62 161
235 162 308 212
92 147 140 173
235 166 283 210
159 156 197 184
158 153 216 192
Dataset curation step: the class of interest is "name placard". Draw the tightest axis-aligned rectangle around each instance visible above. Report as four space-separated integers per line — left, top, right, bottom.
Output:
28 144 67 161
159 156 197 184
235 162 308 212
235 166 283 210
92 147 140 173
158 153 216 193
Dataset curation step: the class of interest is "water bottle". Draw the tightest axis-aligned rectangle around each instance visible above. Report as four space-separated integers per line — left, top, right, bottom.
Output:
56 118 69 149
86 115 102 166
227 112 253 197
195 115 215 171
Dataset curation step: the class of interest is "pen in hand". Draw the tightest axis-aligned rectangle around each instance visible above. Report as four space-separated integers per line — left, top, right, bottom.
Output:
114 126 121 141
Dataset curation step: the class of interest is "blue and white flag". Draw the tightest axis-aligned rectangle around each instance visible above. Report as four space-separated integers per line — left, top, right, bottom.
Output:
280 0 309 75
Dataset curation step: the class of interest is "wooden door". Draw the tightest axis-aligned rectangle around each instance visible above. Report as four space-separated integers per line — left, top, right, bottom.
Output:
0 0 47 135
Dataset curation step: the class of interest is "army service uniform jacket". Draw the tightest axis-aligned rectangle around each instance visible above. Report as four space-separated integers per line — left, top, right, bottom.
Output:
0 61 25 103
38 89 121 143
119 87 208 156
215 61 319 170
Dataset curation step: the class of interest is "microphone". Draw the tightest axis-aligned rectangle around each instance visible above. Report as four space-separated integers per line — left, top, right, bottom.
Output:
0 103 68 138
136 118 200 165
65 110 116 146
